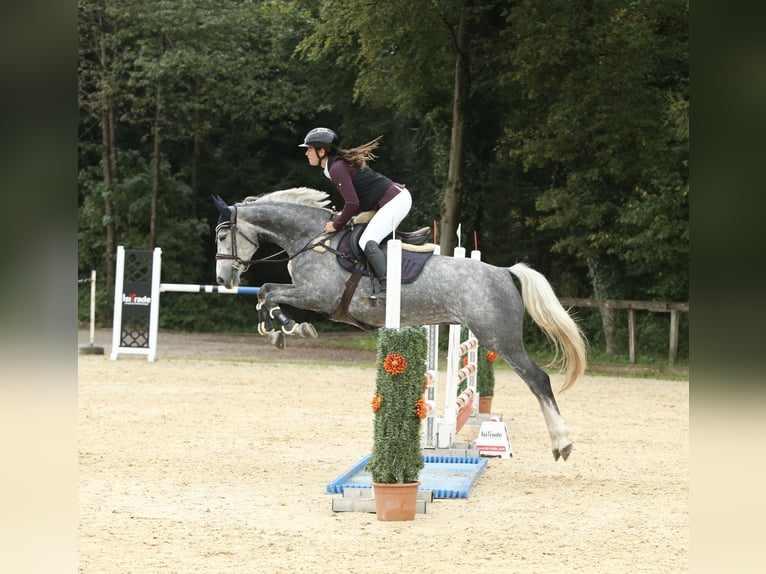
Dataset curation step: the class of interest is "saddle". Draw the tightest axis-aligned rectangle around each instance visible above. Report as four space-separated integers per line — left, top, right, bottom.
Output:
335 223 434 282
317 213 437 329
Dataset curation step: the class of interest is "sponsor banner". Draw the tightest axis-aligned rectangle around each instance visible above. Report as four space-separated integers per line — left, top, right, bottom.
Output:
120 250 154 348
475 418 513 459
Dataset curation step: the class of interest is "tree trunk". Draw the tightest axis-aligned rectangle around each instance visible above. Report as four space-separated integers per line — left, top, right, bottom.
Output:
101 109 115 294
150 81 162 249
587 257 618 355
191 103 202 197
440 5 469 256
191 83 201 199
99 26 117 294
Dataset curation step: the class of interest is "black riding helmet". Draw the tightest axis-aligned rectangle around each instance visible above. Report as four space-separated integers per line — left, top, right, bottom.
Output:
299 127 338 151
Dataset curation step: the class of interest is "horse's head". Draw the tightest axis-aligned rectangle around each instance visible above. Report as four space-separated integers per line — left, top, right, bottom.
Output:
213 188 333 288
212 195 259 288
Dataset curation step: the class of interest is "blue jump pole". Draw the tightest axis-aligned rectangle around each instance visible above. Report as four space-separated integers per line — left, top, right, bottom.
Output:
159 283 260 295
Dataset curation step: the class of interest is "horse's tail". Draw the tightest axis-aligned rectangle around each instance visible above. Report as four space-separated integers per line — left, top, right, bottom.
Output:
510 263 588 391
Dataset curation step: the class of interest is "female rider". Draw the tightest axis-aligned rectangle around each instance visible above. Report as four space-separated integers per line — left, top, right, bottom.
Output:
299 127 412 300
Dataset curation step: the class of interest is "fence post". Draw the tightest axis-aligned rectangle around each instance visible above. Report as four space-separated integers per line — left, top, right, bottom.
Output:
669 310 679 365
628 309 636 364
79 269 105 355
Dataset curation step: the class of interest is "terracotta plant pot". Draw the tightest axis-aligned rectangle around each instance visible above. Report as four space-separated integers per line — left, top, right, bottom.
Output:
479 396 493 414
372 481 420 521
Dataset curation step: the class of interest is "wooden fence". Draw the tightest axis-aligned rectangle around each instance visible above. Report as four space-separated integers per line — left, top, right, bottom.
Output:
558 298 689 365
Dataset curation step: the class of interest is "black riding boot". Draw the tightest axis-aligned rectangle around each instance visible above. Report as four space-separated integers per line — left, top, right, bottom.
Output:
363 241 387 299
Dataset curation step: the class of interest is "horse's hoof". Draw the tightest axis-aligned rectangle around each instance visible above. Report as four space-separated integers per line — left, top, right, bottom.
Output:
361 295 379 306
298 322 317 338
280 321 299 335
552 443 573 461
267 331 285 349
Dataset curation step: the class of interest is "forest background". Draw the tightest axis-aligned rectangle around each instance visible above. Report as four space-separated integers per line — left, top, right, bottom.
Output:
77 0 689 362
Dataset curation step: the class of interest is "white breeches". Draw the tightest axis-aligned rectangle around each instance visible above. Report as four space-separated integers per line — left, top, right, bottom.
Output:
358 186 413 249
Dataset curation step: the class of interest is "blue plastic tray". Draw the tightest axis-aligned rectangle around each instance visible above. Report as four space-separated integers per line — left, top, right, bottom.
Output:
326 454 488 499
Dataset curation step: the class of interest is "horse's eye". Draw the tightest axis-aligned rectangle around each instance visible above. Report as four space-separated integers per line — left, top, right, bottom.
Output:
218 233 227 242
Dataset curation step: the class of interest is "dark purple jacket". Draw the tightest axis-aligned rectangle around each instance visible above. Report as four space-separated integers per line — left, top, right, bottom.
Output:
326 156 401 230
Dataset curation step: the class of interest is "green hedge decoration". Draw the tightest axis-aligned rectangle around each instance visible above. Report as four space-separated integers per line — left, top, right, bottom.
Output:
367 327 427 484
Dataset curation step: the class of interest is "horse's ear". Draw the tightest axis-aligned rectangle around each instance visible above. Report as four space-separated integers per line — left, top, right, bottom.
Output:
211 194 231 224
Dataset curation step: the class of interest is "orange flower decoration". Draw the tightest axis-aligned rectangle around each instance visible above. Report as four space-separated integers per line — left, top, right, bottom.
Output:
383 352 408 375
371 394 382 412
423 377 430 392
415 397 428 419
486 350 499 363
462 356 468 367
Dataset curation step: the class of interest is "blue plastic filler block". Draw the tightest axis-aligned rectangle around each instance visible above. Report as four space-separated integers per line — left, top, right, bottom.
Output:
326 454 488 499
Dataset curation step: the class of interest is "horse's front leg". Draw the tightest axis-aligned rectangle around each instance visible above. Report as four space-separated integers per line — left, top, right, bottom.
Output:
258 283 318 342
256 299 275 335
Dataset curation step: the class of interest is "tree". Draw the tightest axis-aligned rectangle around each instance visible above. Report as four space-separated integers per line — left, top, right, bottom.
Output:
113 0 274 247
296 0 511 254
502 0 689 352
77 0 689 355
79 0 304 280
78 0 127 291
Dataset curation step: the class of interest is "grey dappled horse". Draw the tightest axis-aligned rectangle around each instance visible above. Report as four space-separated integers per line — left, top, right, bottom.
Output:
213 187 587 460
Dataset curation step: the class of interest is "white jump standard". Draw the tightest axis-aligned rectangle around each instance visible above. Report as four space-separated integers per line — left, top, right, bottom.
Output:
421 243 492 452
110 246 261 361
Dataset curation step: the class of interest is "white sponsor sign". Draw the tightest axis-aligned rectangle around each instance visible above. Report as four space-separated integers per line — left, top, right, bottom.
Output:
475 417 513 459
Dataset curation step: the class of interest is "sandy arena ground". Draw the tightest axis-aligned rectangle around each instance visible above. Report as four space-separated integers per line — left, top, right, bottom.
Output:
78 329 688 573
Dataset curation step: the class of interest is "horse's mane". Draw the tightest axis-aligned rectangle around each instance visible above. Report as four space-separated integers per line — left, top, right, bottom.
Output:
242 187 331 209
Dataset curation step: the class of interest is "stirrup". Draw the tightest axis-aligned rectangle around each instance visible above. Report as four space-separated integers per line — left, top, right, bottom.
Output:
362 290 386 306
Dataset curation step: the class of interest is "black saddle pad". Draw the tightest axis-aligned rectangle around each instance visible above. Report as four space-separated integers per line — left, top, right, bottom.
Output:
335 229 433 284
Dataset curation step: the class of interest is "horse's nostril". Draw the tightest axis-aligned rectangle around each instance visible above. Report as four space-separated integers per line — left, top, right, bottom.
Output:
217 277 225 285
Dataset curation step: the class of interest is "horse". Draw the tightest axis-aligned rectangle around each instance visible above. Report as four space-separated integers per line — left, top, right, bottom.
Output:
213 187 587 461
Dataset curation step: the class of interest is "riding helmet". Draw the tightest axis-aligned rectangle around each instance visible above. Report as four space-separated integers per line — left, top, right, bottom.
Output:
299 127 338 149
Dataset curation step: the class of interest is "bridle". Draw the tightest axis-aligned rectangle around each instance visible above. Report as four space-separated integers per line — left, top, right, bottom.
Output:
214 203 335 272
214 204 287 273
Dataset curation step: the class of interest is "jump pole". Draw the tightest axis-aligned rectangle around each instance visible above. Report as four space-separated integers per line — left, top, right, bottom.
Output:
159 283 261 295
110 246 260 361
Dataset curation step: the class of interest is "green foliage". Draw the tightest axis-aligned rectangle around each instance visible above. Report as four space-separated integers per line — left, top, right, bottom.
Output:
157 294 260 332
367 328 427 484
77 0 688 356
475 346 496 397
618 185 689 299
77 280 113 326
522 306 689 364
457 327 496 397
296 0 454 111
503 0 689 301
78 146 209 282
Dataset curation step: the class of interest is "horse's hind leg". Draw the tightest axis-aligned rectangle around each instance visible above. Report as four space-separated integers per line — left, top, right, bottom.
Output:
508 352 573 461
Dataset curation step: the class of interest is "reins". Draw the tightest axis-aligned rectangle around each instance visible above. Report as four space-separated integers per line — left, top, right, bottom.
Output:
215 204 341 271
